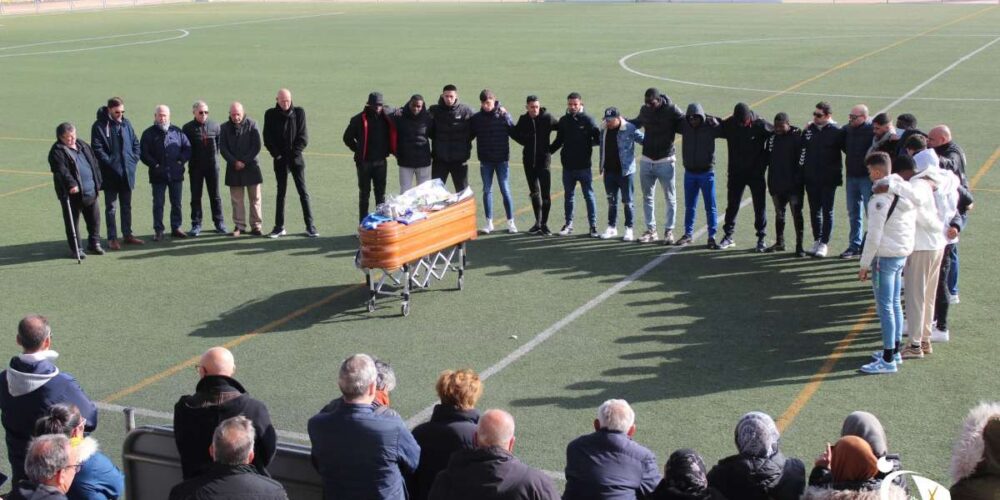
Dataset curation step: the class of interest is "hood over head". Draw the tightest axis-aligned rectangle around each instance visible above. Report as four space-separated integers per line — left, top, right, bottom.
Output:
841 411 889 457
733 102 753 124
686 103 706 121
951 401 1000 483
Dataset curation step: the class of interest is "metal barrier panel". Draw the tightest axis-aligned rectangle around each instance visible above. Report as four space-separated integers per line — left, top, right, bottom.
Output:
122 425 323 500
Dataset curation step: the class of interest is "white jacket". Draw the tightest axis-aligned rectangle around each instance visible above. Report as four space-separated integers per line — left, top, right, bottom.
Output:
860 177 916 268
885 152 947 252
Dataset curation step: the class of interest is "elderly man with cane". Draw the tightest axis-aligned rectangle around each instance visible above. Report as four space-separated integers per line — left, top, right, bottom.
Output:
48 122 103 261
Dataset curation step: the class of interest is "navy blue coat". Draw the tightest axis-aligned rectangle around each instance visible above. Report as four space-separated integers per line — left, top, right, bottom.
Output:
90 107 141 190
842 121 875 178
140 124 192 184
69 437 125 500
0 356 98 484
563 429 662 500
470 107 514 163
308 402 420 500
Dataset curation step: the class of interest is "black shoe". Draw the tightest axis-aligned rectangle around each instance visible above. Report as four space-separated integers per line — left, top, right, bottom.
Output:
718 235 735 249
171 229 188 239
527 223 541 235
70 249 86 260
249 228 264 236
675 234 693 246
268 227 287 239
795 246 807 257
152 231 164 242
839 248 861 259
214 223 228 234
755 237 767 253
765 241 786 253
589 226 599 238
706 237 719 250
540 225 553 236
86 244 105 255
306 227 320 238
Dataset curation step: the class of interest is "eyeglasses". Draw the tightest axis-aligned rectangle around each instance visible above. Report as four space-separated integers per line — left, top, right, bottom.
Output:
197 111 209 115
813 112 825 118
63 464 83 473
848 114 861 120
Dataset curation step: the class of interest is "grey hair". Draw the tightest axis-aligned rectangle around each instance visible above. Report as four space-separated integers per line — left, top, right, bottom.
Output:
192 100 208 111
212 416 255 465
477 409 515 448
25 434 71 483
735 411 780 458
597 399 635 433
338 354 377 398
55 122 76 140
375 359 396 393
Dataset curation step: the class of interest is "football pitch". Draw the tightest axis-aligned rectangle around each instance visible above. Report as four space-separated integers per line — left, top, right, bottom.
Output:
2 0 999 487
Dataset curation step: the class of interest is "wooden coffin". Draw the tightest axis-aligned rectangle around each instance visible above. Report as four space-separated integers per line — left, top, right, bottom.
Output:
359 196 478 270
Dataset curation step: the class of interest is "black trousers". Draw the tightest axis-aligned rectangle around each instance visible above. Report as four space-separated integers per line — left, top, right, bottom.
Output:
722 174 767 238
356 159 387 222
189 165 224 228
61 193 101 252
805 183 837 244
274 159 314 230
934 243 954 330
524 165 552 226
771 191 804 248
432 159 470 192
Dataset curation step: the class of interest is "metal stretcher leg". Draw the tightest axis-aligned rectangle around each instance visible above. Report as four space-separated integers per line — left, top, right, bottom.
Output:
401 263 411 317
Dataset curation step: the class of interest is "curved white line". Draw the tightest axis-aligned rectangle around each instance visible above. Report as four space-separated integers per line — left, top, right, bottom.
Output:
619 35 1000 103
0 29 189 58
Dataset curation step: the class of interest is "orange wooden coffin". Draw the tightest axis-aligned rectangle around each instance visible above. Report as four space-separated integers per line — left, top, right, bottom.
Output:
359 196 478 270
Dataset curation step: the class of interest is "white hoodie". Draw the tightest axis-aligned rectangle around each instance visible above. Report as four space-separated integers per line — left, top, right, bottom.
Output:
884 149 948 252
860 174 916 268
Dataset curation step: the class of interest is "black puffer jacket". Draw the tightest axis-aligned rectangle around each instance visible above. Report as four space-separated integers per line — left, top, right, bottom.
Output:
551 109 600 170
706 452 805 500
393 106 434 168
632 93 685 161
512 109 558 170
168 464 288 500
765 127 803 196
799 122 844 187
427 446 560 500
679 103 722 174
409 405 480 500
720 103 772 179
429 97 475 163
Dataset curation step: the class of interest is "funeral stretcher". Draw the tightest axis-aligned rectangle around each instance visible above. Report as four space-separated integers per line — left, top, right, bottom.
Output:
358 196 477 316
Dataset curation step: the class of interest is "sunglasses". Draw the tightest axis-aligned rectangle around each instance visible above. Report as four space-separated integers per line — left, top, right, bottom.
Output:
848 114 862 120
197 111 209 115
813 112 825 118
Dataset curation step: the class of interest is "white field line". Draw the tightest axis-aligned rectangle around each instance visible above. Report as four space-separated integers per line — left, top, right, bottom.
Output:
404 199 750 429
0 29 188 58
619 35 1000 103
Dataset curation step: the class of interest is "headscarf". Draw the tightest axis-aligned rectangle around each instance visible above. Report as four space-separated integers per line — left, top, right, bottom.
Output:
830 435 878 483
735 411 780 458
663 448 710 494
840 411 888 457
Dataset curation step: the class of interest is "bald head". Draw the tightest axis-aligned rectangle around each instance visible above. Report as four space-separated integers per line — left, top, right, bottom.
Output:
277 89 292 111
928 125 952 148
199 347 235 377
229 102 244 124
17 315 51 353
475 409 516 451
848 104 869 128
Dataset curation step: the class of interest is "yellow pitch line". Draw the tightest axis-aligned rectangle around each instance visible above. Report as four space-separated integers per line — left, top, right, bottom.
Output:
776 305 877 433
0 182 48 199
968 145 1000 190
101 283 364 404
0 168 50 177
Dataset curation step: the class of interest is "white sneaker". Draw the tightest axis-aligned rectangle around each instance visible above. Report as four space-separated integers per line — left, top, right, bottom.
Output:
622 227 635 242
814 243 829 258
931 327 950 343
481 220 494 234
600 226 618 239
809 240 821 255
507 220 517 234
948 294 960 304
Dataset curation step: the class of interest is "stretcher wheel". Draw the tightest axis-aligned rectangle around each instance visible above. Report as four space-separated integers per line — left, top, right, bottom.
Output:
367 300 376 313
401 302 411 317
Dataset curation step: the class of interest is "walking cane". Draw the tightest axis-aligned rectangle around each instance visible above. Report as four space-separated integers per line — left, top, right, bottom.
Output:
63 194 82 264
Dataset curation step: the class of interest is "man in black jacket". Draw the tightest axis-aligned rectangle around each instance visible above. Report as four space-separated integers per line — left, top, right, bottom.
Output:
800 102 844 258
551 92 600 238
174 347 277 479
763 113 805 256
344 92 395 223
512 95 558 235
91 96 143 250
719 103 772 252
929 124 968 304
839 104 875 259
429 85 474 191
220 102 264 236
264 88 317 238
48 122 103 258
182 101 227 236
632 88 685 244
169 416 287 500
393 95 434 193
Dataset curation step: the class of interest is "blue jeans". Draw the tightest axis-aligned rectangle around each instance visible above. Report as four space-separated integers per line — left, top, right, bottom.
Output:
683 171 718 237
873 256 906 350
639 157 676 231
152 181 184 232
845 175 872 251
948 240 959 296
603 171 634 228
480 161 513 220
562 169 597 227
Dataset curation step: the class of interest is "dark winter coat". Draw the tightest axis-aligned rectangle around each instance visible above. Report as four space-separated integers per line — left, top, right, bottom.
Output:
679 103 722 174
706 451 805 500
470 106 514 163
429 97 475 163
842 121 874 178
511 109 558 170
427 446 560 500
69 436 124 500
90 107 141 190
799 122 845 187
344 108 397 163
765 128 803 196
48 140 103 200
563 429 661 500
550 110 600 170
719 106 772 179
934 141 969 188
140 124 192 184
263 105 308 166
650 484 726 500
168 464 288 500
807 455 903 492
219 118 263 187
392 106 434 168
409 405 480 500
632 94 685 161
1 355 98 484
182 120 221 172
800 483 907 500
950 405 1000 500
6 481 68 500
173 375 277 479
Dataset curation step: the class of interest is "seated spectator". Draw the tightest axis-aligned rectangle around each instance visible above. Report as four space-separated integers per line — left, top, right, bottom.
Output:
7 434 78 500
706 412 805 500
410 369 483 500
808 411 902 489
1 315 97 484
427 409 559 500
34 403 124 500
950 401 1000 498
651 449 726 500
802 436 906 499
563 398 661 499
308 353 420 500
173 347 276 479
168 416 287 500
